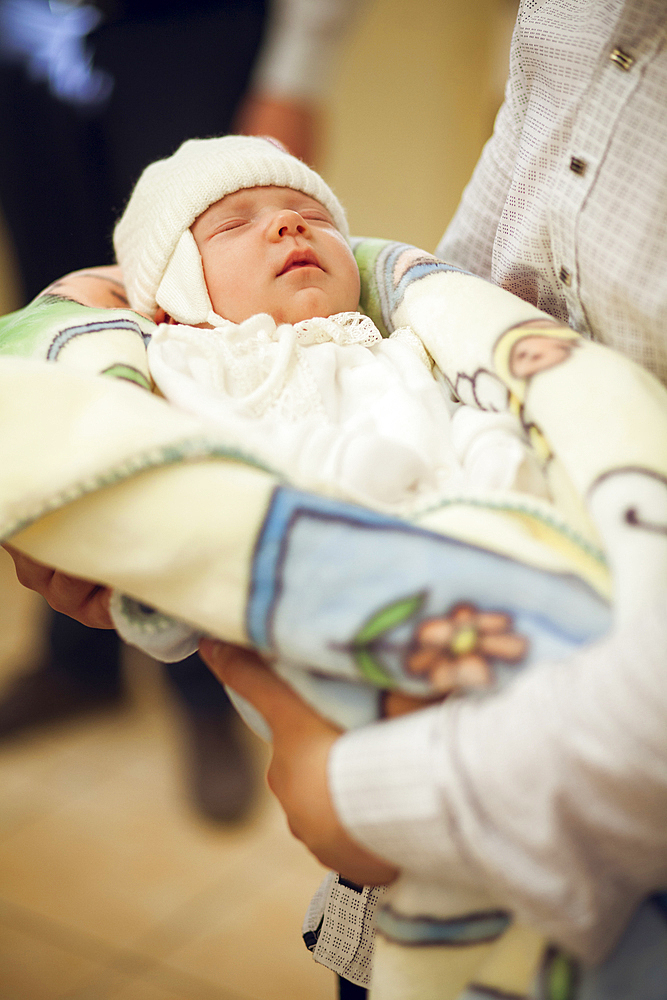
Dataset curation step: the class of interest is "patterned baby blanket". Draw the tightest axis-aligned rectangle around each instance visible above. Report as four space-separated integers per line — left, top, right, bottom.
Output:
0 240 666 1000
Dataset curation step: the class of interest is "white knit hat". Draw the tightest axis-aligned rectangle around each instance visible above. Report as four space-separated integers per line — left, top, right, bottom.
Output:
113 135 349 325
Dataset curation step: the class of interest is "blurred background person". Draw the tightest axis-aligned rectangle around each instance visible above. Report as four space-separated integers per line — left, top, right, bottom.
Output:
0 0 357 823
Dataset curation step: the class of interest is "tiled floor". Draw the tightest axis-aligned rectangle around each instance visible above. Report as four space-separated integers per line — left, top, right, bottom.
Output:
0 552 335 1000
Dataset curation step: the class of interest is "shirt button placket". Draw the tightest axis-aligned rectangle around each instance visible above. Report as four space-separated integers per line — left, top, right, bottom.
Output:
557 155 584 294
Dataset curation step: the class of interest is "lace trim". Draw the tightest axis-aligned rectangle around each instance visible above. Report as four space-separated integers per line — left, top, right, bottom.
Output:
293 312 382 347
190 312 385 422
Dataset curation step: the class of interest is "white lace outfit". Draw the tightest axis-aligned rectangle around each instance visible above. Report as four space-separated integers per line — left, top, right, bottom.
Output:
145 310 540 510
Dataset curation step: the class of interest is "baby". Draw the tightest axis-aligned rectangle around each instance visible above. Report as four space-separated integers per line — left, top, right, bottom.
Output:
110 135 546 665
114 135 543 510
110 134 548 667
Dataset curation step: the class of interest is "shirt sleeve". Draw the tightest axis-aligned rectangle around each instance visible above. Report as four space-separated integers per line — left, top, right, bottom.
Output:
249 0 361 100
328 600 667 964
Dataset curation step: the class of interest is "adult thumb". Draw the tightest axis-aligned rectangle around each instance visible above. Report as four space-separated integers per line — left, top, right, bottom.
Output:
199 639 308 734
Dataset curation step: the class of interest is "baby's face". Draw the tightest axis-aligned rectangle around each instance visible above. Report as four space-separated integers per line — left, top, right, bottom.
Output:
190 186 360 325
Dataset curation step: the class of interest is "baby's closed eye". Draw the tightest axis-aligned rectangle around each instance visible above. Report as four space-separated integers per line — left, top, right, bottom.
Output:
213 218 250 234
302 211 334 224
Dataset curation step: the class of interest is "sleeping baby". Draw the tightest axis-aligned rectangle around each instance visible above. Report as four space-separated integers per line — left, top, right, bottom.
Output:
110 134 548 664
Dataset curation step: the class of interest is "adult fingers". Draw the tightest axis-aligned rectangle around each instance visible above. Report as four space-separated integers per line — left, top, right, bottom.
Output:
46 572 114 628
199 639 325 736
3 544 55 592
3 545 114 628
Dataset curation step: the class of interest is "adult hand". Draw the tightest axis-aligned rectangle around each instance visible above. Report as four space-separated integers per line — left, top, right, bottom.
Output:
39 265 129 310
233 93 319 164
3 544 113 629
199 638 398 886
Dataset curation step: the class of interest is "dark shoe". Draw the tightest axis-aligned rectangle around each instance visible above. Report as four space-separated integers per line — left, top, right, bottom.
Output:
0 666 125 741
181 709 256 823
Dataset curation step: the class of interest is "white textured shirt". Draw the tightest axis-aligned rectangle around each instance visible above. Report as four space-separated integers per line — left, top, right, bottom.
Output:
437 0 667 387
330 0 667 967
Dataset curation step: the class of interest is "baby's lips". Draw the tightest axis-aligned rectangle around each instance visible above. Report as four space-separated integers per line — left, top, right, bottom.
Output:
278 248 321 274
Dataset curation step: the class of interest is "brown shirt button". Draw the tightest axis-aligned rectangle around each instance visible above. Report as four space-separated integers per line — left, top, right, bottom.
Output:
559 266 572 286
610 47 634 70
570 156 587 175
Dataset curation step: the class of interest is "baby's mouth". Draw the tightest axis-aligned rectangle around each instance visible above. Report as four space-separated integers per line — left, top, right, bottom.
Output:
278 249 322 275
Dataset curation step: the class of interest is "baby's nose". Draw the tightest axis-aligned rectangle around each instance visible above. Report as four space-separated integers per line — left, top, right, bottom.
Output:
270 210 309 238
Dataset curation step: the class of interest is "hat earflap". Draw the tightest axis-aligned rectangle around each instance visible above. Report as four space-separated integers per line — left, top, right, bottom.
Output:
156 230 213 326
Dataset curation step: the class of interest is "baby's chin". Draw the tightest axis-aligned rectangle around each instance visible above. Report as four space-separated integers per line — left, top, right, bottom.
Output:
271 292 360 326
202 288 361 327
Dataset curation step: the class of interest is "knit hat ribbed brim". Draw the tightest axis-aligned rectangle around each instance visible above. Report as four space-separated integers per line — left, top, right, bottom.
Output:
113 135 349 323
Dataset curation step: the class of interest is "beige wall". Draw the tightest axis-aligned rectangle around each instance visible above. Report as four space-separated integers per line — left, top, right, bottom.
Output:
323 0 514 251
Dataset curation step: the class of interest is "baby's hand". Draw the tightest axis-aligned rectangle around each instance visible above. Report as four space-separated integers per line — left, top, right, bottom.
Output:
3 545 113 629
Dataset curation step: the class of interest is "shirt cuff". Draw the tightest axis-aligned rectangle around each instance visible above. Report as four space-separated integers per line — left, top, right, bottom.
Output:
328 702 488 895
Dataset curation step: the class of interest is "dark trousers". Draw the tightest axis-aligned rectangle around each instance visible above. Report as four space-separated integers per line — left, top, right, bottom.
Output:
338 977 368 999
49 612 233 714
